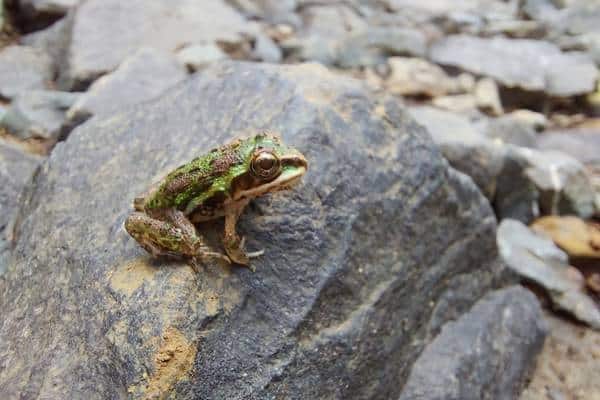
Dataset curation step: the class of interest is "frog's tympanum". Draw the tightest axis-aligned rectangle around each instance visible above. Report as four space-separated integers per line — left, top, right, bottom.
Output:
125 134 308 269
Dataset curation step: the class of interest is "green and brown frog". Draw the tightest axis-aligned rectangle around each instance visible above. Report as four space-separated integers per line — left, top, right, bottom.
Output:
124 134 308 269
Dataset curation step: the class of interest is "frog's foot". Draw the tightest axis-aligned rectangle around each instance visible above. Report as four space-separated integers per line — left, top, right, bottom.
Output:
240 237 264 259
223 236 263 270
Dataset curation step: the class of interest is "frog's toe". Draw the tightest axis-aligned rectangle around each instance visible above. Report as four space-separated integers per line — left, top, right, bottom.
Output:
229 253 250 266
246 249 264 258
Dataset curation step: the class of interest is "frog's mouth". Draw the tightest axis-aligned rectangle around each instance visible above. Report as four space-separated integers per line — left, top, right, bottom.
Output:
234 155 307 200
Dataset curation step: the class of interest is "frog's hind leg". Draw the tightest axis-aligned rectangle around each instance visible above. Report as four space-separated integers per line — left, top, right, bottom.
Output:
125 211 231 266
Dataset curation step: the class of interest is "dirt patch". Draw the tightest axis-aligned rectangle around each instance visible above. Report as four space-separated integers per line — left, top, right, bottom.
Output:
142 327 197 400
521 311 600 400
109 258 158 296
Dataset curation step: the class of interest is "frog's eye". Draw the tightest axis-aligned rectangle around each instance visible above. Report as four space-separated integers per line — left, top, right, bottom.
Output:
251 151 280 180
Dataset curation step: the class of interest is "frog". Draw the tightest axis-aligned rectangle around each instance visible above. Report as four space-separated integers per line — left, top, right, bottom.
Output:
124 133 308 269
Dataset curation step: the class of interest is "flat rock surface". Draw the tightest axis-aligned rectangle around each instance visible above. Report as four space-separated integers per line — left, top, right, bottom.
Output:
67 47 187 122
0 45 54 99
399 286 547 400
0 62 507 399
429 35 598 96
64 0 256 88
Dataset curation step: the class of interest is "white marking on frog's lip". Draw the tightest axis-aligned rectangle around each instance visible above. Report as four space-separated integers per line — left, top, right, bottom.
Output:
234 166 307 200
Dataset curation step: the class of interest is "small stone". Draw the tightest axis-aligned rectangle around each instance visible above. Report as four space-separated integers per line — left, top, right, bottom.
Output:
507 109 547 131
265 23 294 42
67 47 187 122
474 78 503 116
432 94 478 114
386 57 461 97
1 90 80 140
456 73 476 93
279 4 366 65
337 27 427 68
0 45 54 99
18 0 81 18
483 19 545 38
252 34 282 63
587 273 600 293
531 216 600 259
479 115 537 148
364 67 384 91
230 0 299 26
536 129 600 167
497 219 600 329
520 148 597 218
175 44 227 72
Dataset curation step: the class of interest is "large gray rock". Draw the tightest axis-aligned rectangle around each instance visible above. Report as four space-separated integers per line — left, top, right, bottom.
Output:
0 62 508 399
0 45 54 99
497 219 600 329
67 47 187 123
62 0 256 88
0 141 42 275
429 35 599 97
1 90 80 140
399 286 547 400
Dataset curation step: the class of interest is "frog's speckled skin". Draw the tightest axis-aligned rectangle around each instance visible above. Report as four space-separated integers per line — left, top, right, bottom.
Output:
125 134 307 268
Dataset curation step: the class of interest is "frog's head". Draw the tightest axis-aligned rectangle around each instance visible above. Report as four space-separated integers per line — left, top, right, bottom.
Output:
232 133 308 200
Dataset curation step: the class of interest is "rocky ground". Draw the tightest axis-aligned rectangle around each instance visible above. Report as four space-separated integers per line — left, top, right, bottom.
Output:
0 0 598 399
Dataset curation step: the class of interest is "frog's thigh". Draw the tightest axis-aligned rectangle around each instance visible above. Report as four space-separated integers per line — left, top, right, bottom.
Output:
125 212 199 257
162 208 197 238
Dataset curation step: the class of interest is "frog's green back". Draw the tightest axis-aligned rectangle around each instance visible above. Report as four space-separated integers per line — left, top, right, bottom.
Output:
144 135 275 211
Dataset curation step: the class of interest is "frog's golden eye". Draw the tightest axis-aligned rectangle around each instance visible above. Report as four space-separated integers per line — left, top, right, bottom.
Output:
251 151 280 180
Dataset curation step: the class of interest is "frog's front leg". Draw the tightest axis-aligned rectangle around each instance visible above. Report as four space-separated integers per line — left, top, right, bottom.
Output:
125 209 230 264
223 199 263 268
